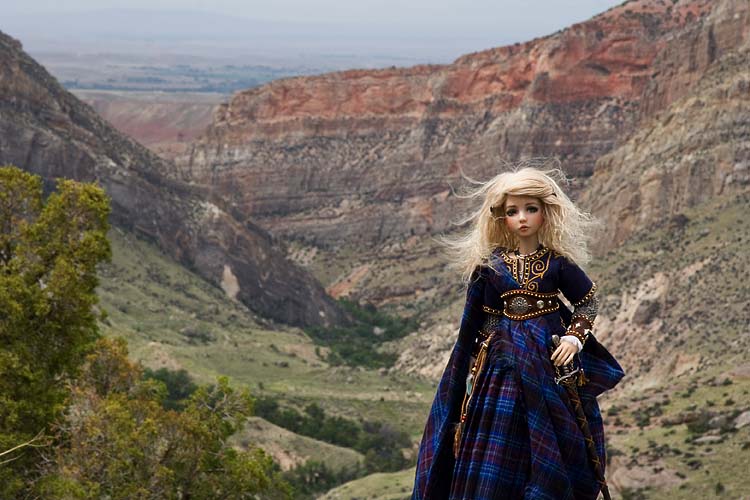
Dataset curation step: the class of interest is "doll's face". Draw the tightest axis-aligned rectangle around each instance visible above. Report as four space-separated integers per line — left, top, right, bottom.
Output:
503 195 544 239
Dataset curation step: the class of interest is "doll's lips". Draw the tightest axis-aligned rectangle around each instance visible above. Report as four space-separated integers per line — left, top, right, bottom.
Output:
520 226 529 230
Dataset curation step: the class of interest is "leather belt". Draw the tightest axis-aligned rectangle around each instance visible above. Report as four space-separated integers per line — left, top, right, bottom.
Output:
482 289 559 320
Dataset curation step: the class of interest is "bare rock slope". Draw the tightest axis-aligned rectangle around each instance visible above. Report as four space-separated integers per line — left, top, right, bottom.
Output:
0 31 346 328
581 3 750 249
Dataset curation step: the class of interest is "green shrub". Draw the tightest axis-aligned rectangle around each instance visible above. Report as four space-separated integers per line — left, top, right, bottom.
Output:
305 299 418 368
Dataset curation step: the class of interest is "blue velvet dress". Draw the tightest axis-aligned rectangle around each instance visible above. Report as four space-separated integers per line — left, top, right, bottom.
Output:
412 246 624 500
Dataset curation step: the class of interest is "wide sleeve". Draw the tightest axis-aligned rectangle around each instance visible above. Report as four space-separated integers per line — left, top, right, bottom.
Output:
456 265 487 347
556 258 624 399
558 257 596 307
558 257 598 346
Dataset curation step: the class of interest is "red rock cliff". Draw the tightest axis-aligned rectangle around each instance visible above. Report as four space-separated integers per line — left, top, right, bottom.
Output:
180 0 747 257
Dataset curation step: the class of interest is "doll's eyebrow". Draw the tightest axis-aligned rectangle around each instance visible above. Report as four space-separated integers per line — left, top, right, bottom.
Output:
505 202 539 209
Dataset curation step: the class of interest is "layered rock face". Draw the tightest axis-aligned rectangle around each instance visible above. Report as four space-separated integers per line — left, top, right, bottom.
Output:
583 48 750 251
75 91 222 160
180 0 746 251
0 31 346 328
582 0 750 250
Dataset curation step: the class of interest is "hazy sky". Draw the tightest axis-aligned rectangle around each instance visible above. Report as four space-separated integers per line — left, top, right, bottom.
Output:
6 1 624 40
3 1 626 67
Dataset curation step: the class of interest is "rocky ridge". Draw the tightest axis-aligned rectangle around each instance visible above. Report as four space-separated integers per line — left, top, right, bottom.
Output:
3 2 748 497
581 13 750 250
179 0 747 257
0 31 346 328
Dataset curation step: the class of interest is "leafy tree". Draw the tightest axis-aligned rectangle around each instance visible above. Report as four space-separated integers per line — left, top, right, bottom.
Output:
358 420 411 473
0 167 288 497
143 367 198 410
37 337 292 499
305 299 419 368
0 166 110 493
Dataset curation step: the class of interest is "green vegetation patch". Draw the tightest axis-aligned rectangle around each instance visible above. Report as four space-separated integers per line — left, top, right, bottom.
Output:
305 299 419 368
255 396 413 474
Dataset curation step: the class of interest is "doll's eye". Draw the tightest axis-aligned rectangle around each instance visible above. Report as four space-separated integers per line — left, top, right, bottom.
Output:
528 206 539 213
505 209 517 216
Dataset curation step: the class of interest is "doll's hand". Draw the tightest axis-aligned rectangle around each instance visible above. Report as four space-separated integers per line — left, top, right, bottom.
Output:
551 340 578 366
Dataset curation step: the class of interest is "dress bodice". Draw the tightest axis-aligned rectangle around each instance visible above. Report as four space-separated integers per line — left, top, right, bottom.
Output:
479 246 595 312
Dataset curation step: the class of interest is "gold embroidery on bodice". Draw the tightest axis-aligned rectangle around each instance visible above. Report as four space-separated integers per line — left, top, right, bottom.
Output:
500 247 551 291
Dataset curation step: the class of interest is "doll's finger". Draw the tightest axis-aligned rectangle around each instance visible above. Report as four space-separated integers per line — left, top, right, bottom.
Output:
553 348 568 366
551 347 563 363
550 347 559 361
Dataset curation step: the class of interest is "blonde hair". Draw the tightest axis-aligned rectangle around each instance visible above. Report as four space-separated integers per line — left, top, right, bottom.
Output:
438 160 597 283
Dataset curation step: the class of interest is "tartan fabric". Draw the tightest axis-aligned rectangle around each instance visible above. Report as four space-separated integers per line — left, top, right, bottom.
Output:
411 266 486 498
412 251 624 500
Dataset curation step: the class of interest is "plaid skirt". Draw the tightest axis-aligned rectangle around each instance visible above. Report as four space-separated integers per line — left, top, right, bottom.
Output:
413 312 623 500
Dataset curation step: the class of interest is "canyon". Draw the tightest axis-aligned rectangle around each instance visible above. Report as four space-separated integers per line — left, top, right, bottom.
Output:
2 1 750 496
177 0 748 257
0 31 347 328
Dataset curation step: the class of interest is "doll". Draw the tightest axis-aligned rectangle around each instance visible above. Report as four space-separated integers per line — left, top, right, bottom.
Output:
412 166 624 500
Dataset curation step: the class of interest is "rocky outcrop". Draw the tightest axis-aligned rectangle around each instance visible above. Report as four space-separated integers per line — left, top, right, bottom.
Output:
581 18 750 250
179 0 748 252
638 0 750 119
0 31 346 328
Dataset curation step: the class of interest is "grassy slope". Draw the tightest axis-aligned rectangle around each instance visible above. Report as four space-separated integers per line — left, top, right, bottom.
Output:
605 379 750 499
319 468 415 500
232 417 363 472
590 191 750 498
96 228 435 476
96 183 748 499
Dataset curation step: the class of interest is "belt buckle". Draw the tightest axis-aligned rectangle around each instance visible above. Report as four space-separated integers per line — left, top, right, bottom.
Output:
508 296 530 315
